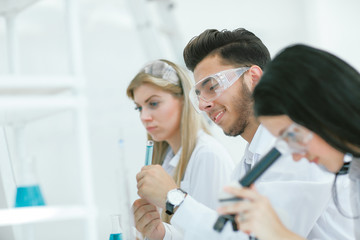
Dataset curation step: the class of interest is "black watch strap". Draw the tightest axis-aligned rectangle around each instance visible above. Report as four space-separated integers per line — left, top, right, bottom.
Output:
165 188 187 215
166 201 175 215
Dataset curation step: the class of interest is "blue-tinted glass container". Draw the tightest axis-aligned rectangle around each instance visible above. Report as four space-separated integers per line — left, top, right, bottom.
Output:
14 157 45 207
109 215 123 240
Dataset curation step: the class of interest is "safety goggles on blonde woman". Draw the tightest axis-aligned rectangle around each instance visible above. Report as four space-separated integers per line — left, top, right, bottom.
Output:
142 60 180 85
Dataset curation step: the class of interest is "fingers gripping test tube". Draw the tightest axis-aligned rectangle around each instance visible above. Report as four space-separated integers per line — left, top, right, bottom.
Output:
145 140 154 166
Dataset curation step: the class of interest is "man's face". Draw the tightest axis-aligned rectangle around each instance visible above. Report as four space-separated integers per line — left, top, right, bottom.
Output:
193 55 253 136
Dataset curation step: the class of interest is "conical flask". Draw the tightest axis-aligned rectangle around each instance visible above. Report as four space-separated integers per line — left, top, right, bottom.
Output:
109 214 123 240
14 157 45 207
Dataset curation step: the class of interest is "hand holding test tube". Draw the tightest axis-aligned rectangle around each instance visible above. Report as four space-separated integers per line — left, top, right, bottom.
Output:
145 140 154 166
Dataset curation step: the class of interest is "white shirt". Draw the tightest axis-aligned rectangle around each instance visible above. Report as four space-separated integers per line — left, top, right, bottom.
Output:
162 131 235 239
169 125 355 240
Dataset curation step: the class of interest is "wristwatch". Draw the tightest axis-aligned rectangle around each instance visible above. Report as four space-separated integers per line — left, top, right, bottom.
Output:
165 188 187 215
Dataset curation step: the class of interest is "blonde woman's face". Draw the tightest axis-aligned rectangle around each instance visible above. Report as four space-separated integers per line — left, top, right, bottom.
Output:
259 115 345 173
133 83 182 144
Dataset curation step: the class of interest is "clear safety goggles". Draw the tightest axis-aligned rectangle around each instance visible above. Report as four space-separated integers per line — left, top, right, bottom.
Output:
189 67 250 113
277 123 313 154
141 60 179 85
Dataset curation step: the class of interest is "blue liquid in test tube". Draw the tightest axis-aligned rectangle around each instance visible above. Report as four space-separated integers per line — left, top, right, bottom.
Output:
145 140 154 166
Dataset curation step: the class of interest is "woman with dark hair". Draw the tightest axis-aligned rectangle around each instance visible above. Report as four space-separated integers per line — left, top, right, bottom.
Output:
218 44 360 239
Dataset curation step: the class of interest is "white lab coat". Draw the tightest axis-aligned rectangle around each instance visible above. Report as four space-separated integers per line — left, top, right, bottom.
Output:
161 131 235 239
166 125 355 240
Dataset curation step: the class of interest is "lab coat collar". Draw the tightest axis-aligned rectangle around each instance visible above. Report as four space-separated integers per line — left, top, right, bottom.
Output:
248 125 276 157
167 130 205 168
168 147 182 168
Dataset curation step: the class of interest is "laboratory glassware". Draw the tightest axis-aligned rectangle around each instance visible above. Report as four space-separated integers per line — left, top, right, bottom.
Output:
117 139 136 240
14 157 45 207
109 214 123 240
144 140 153 166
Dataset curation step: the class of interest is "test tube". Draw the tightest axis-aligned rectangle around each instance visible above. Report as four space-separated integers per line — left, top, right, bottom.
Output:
109 214 123 240
144 140 154 166
117 139 136 240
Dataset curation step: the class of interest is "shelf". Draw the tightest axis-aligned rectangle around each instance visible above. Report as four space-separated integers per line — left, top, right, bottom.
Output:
0 75 85 124
0 75 83 95
0 0 39 15
0 95 83 124
0 0 98 238
0 205 90 226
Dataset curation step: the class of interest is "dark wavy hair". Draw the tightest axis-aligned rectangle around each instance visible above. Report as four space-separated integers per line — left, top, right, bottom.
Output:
183 28 270 71
253 44 360 157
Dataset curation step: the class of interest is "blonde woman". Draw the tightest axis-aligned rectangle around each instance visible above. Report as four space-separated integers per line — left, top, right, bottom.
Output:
127 59 234 239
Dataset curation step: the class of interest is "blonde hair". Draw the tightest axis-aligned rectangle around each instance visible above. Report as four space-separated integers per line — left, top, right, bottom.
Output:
126 59 210 222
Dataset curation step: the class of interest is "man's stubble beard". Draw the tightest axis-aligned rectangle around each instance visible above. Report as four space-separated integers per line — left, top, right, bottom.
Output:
224 81 253 137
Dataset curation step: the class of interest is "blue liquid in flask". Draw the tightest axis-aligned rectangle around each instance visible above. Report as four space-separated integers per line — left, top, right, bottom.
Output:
109 233 123 240
15 185 46 207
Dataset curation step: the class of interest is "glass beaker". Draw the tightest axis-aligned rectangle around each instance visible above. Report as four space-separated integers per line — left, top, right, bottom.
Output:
109 214 123 240
14 157 45 207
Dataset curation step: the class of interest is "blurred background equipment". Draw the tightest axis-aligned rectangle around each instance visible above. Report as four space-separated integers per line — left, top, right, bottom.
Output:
0 0 359 239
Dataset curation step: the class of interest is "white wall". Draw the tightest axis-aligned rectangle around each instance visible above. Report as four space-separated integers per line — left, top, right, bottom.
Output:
0 0 360 239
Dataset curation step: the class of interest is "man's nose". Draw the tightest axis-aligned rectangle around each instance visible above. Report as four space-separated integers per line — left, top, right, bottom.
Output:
198 98 214 112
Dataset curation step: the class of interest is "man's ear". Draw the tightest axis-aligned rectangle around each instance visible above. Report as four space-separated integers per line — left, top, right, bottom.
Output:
247 65 263 91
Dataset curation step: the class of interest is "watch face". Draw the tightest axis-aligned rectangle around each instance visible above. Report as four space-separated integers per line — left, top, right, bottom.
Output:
168 189 185 205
